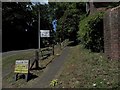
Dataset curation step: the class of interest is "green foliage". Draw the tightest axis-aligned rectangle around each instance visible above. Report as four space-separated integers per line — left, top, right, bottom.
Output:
2 2 33 31
55 3 86 42
78 12 105 52
94 2 120 8
3 2 86 50
49 79 58 87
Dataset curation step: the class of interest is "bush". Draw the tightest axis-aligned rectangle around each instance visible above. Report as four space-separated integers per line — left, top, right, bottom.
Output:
78 12 105 52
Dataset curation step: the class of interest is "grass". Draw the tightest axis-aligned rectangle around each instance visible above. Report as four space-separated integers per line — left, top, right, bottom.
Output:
2 43 64 88
55 44 119 88
2 51 35 88
3 41 118 88
3 51 35 70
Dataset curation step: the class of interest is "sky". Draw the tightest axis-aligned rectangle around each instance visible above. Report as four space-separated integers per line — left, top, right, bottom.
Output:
38 0 120 2
31 0 48 4
1 0 120 2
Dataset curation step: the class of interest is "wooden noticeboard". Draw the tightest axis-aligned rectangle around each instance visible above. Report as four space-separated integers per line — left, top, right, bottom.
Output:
14 60 30 74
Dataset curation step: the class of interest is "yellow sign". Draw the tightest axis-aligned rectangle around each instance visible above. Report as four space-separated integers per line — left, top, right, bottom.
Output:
14 60 29 74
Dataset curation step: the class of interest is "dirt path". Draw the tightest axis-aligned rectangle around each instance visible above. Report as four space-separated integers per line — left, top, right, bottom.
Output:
24 47 69 88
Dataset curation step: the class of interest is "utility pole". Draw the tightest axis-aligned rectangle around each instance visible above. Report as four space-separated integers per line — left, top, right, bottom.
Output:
31 7 41 69
38 10 40 50
34 8 40 69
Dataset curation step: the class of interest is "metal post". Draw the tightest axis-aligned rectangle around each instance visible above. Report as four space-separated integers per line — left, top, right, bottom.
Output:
38 10 40 50
38 9 41 68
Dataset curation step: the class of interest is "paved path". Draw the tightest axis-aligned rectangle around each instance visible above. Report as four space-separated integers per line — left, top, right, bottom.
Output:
30 47 69 88
0 54 2 89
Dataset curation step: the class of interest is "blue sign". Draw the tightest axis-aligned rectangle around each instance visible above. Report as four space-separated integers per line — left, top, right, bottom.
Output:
52 19 57 32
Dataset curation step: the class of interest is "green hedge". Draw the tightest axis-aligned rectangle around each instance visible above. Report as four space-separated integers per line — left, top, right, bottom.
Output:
78 12 105 52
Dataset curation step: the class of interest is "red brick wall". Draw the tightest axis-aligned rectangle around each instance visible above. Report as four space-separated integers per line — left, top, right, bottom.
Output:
104 10 111 59
118 7 120 60
104 6 120 60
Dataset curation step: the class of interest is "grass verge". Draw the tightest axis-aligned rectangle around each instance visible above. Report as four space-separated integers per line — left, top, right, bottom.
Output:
55 45 119 88
2 43 64 88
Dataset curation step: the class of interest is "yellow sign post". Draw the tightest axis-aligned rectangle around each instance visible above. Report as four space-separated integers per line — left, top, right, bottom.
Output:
14 60 29 73
14 60 30 81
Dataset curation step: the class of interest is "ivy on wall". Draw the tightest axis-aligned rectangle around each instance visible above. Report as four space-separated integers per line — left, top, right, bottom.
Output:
78 12 105 52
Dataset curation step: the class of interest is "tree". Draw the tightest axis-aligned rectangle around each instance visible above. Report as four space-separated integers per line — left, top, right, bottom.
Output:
53 3 86 42
2 2 36 51
2 2 86 51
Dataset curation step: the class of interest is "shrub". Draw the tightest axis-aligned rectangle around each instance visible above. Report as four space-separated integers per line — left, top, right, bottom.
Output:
78 12 105 52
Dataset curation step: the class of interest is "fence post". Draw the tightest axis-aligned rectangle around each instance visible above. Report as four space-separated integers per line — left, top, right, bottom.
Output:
35 50 39 68
52 44 54 55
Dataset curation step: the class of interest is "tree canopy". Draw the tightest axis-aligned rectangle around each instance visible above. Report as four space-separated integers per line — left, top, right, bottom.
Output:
2 2 86 51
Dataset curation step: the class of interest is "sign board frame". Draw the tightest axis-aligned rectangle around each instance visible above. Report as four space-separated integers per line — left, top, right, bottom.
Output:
40 30 50 37
14 60 30 74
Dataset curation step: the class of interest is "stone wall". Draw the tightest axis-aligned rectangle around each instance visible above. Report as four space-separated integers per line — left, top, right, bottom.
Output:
104 6 120 60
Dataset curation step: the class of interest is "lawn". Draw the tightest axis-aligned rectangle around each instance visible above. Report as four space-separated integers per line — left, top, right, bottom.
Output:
3 42 119 88
2 43 64 88
55 44 119 88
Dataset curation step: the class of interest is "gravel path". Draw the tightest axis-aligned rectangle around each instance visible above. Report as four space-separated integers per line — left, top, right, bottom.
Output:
30 47 69 88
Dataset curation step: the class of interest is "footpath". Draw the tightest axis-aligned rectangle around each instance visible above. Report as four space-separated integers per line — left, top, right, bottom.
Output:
27 47 69 88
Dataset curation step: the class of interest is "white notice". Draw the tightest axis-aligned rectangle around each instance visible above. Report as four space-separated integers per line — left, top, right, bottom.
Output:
40 30 50 37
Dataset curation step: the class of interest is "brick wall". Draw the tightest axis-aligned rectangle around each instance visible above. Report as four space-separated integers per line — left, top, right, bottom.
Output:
104 6 120 60
0 1 1 52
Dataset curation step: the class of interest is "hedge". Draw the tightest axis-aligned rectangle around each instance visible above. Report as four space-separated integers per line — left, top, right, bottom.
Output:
78 12 105 52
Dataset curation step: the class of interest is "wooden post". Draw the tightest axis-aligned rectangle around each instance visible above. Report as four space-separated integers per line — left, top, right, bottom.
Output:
60 38 62 50
35 50 39 69
15 73 18 81
52 44 54 55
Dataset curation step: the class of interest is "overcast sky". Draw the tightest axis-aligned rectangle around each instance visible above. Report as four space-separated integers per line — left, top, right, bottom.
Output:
31 0 48 3
1 0 120 2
